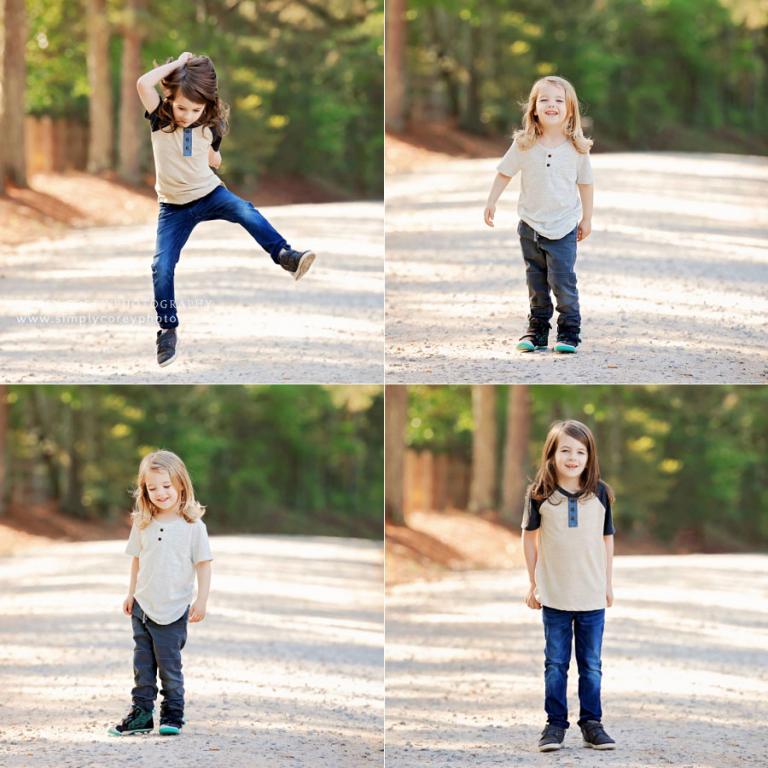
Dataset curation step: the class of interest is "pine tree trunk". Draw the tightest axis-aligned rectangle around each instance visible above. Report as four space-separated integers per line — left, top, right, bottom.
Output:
86 0 114 173
385 385 408 524
117 0 145 184
385 0 407 131
2 0 28 187
500 385 531 523
468 385 496 513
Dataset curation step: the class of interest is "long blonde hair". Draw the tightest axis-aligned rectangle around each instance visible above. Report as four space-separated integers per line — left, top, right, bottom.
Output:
131 450 205 529
513 76 593 154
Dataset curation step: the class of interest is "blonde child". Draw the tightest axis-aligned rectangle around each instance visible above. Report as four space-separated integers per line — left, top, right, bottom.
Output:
485 76 594 353
137 52 316 367
521 420 616 752
108 450 212 736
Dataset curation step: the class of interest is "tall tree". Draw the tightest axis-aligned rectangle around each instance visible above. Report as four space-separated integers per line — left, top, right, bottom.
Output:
0 385 7 516
117 0 145 184
385 0 406 131
500 385 530 523
385 385 408 524
86 0 113 172
1 0 28 187
468 385 496 513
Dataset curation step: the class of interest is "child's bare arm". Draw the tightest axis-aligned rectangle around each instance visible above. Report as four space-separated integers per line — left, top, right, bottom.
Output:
522 529 541 609
577 183 593 241
122 556 140 615
136 52 193 113
484 172 512 227
190 560 212 623
604 534 614 606
208 148 222 169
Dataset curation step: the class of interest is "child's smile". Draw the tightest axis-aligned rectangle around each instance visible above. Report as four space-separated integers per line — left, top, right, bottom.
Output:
554 434 588 485
145 468 180 514
535 83 568 129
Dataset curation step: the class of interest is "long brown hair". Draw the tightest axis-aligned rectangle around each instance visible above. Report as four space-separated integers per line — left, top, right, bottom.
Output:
528 420 613 503
158 54 229 138
131 450 206 530
513 76 592 154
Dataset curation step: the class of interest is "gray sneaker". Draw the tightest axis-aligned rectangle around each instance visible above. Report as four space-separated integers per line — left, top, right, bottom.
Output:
580 720 616 750
156 328 178 367
538 723 566 752
278 248 316 281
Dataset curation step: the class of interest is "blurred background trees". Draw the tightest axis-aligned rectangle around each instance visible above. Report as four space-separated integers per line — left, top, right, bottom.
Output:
1 0 383 197
388 0 767 153
386 385 768 550
0 385 383 538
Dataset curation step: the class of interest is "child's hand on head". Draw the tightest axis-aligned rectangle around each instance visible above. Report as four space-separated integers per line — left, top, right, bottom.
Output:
525 585 542 610
484 206 496 227
177 52 194 65
122 595 134 616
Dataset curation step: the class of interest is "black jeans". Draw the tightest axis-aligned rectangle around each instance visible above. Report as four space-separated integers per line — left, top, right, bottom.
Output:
518 220 580 332
131 600 189 720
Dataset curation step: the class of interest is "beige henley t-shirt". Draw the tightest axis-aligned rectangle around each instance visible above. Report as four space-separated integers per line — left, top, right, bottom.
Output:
145 103 223 205
497 138 593 240
522 482 614 611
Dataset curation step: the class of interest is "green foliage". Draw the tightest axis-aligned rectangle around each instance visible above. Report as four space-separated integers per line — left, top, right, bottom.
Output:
407 385 768 549
7 385 383 538
406 0 768 152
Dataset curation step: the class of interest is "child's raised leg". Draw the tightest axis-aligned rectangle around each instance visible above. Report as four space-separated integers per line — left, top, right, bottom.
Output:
197 185 316 280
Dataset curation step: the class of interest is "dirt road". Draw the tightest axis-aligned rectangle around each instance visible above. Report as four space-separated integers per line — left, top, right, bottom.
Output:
386 554 768 767
0 202 383 384
0 535 383 767
386 153 768 383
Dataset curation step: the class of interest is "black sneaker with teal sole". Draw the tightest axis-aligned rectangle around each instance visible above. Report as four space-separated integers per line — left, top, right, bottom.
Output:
554 326 580 354
159 716 185 735
107 705 154 736
517 319 550 352
580 720 616 750
538 723 566 752
279 247 316 281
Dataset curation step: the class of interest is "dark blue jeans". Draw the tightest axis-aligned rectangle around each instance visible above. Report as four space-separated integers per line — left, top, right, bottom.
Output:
542 606 605 729
153 184 290 329
131 600 189 721
518 220 580 333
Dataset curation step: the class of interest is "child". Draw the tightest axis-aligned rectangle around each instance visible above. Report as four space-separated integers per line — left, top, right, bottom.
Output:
108 450 213 736
484 76 593 354
136 52 316 367
521 420 616 752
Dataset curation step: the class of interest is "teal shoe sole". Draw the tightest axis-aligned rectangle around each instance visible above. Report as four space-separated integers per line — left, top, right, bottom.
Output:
107 727 152 736
159 724 182 735
516 341 548 352
554 342 577 353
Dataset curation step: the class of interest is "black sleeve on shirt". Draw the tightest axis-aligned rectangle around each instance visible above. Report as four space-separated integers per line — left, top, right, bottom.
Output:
144 101 163 133
210 128 222 152
598 481 616 535
521 492 542 531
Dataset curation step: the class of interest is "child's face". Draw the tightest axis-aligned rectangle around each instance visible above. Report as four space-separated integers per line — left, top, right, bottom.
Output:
171 94 206 127
553 433 588 484
145 469 180 514
534 82 568 130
